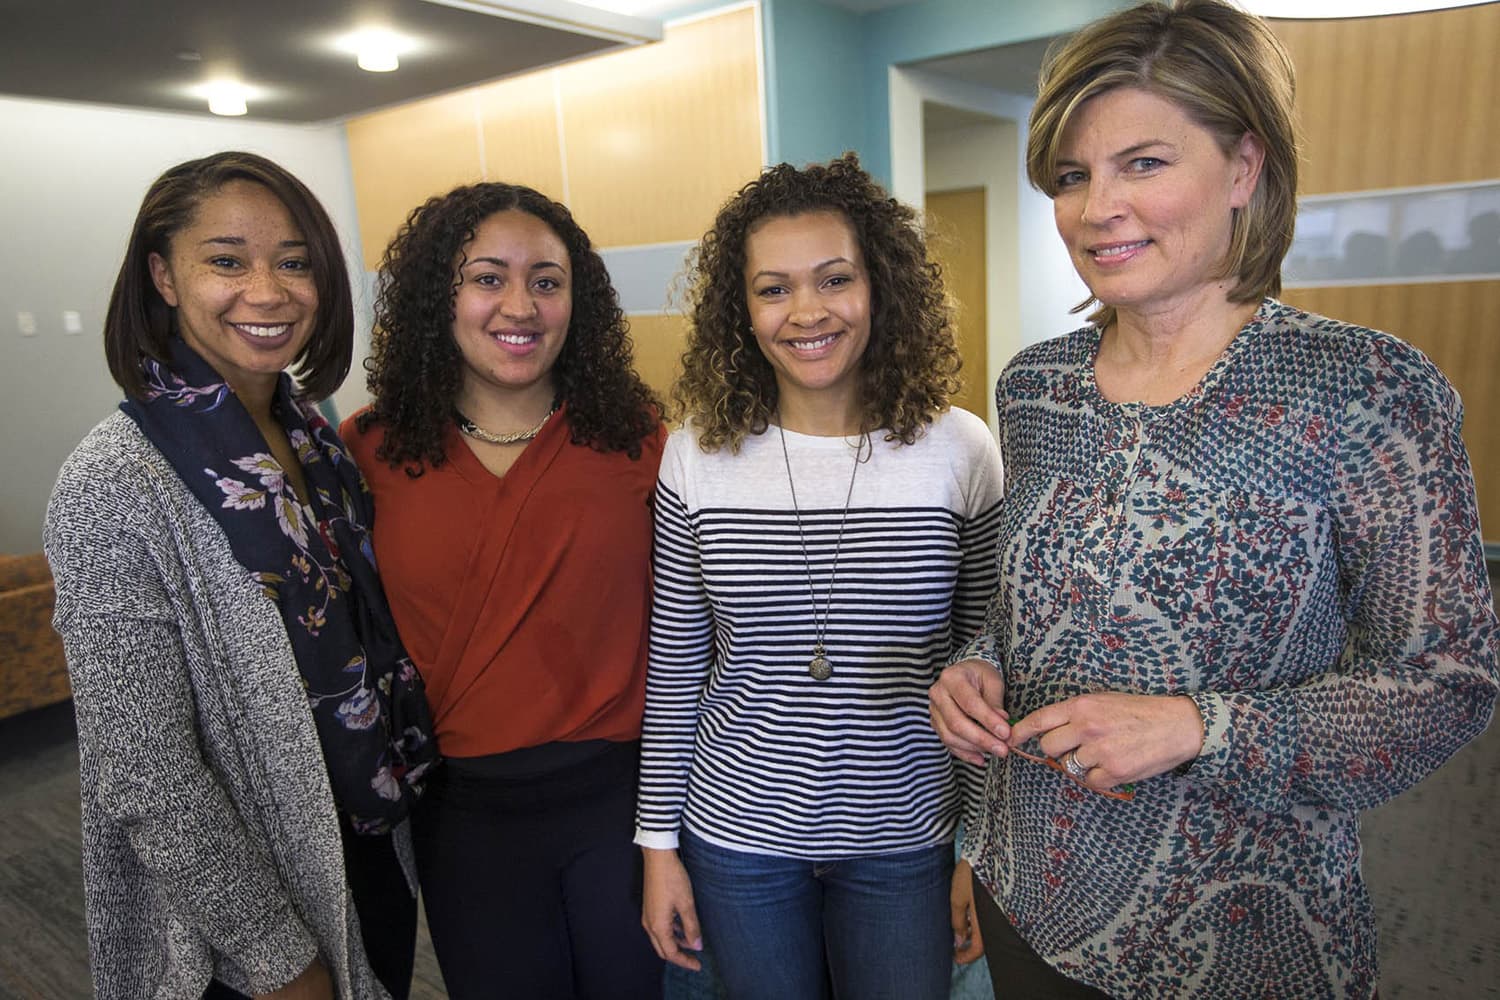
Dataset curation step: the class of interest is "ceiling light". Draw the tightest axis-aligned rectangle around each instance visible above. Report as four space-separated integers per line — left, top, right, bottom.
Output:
336 28 408 73
356 31 401 72
204 81 248 116
358 47 399 72
1243 0 1492 16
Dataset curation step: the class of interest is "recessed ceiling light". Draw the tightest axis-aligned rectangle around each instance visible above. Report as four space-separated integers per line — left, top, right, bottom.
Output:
358 47 399 72
337 28 407 73
204 80 249 116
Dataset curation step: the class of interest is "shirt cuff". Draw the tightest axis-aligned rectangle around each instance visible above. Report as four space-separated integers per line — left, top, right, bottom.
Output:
1181 691 1230 780
634 827 681 851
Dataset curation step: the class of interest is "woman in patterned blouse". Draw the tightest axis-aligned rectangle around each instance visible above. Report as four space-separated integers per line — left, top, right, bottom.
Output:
928 2 1500 997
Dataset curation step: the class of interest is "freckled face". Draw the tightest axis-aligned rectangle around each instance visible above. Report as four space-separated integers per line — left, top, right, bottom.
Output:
743 210 872 412
451 209 572 400
147 179 318 396
1051 86 1263 321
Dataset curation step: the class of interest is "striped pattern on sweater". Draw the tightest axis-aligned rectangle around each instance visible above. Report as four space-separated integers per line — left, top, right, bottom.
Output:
636 408 1003 858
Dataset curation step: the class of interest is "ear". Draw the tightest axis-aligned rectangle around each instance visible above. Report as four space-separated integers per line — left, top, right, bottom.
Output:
1228 132 1266 210
148 251 179 307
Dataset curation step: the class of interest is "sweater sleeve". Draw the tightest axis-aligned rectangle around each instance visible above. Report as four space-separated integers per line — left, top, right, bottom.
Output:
948 414 1006 830
951 403 1014 675
635 436 715 850
45 455 318 992
1185 339 1500 814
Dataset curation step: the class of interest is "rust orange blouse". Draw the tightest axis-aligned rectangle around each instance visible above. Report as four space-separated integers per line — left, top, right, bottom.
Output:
342 408 664 759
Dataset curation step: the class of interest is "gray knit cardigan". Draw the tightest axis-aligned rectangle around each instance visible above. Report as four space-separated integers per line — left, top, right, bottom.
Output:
45 412 392 1000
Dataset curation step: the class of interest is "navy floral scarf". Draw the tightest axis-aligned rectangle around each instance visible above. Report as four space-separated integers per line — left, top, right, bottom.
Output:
121 338 438 834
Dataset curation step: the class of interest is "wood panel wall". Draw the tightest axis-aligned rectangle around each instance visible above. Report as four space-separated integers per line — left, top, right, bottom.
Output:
1270 10 1500 539
559 10 763 248
345 7 763 269
1280 282 1500 541
1272 6 1500 195
627 313 692 402
925 187 989 421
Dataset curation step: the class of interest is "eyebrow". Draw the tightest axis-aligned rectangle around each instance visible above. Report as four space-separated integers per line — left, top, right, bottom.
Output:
463 256 567 271
749 257 856 281
1056 139 1176 167
198 236 307 248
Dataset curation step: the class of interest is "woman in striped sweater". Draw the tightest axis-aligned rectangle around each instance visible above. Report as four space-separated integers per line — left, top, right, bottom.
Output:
635 154 1004 1000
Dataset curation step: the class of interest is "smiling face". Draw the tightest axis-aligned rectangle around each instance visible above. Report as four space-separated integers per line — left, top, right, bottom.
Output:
147 179 318 399
1051 86 1263 325
451 208 572 407
743 210 872 425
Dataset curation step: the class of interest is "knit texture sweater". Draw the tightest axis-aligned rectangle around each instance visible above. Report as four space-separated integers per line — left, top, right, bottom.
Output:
45 412 388 1000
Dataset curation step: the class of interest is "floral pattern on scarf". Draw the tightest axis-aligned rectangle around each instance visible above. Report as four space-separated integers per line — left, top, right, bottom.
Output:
123 339 439 833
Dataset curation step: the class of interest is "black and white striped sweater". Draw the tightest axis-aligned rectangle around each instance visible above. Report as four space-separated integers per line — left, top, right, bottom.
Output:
635 408 1003 858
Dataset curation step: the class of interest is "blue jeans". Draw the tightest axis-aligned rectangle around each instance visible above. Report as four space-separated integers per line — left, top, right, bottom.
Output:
679 830 953 1000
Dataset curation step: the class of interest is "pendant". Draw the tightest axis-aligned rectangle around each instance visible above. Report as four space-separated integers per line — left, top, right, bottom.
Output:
809 644 833 681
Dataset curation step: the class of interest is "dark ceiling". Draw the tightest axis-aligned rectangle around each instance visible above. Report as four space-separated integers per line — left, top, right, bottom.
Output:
0 0 661 123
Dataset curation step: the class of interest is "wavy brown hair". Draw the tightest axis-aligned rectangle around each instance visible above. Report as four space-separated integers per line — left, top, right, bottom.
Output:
676 153 961 453
357 182 660 472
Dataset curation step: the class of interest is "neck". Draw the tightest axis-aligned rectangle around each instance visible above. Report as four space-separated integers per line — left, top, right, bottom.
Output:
1109 291 1259 369
775 384 863 438
456 377 556 432
225 372 279 426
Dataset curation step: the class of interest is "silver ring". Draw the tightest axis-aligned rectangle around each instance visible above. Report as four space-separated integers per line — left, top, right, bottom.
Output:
1064 750 1090 778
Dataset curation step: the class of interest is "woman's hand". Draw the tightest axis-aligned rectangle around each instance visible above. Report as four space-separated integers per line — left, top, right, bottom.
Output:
950 858 985 964
1008 692 1204 792
641 847 704 971
257 957 332 1000
929 659 1011 765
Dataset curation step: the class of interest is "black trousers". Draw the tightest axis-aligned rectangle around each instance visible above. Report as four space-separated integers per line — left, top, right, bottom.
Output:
412 739 664 1000
972 869 1113 1000
204 813 416 999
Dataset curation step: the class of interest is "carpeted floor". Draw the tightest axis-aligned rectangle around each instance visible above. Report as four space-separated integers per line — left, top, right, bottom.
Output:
2 648 1497 999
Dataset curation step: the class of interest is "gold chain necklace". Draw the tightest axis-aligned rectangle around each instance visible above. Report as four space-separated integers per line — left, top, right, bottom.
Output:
454 403 558 446
778 422 870 681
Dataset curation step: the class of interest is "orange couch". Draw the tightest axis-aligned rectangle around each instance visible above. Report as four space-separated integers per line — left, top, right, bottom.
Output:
0 552 71 718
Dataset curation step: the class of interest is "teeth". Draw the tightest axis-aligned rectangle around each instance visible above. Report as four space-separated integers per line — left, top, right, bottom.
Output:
789 334 836 351
234 324 290 338
494 333 537 345
1093 241 1148 258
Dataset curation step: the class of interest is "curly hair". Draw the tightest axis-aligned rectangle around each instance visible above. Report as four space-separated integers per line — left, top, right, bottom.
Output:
676 152 962 453
358 182 660 472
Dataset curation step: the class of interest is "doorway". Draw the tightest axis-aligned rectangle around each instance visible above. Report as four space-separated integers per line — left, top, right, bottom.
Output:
925 186 988 420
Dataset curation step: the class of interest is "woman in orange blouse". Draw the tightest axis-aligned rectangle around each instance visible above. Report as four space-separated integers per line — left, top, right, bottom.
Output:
343 182 665 1000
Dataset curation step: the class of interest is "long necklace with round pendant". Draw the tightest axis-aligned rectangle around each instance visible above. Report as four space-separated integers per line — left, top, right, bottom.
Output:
779 421 868 681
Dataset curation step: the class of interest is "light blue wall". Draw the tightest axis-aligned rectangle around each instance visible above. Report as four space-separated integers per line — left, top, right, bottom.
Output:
763 0 1122 180
762 0 867 166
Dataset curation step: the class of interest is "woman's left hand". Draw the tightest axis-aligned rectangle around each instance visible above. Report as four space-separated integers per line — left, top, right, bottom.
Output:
1007 692 1204 792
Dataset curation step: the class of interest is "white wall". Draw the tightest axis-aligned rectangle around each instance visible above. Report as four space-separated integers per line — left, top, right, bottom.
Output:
925 117 1018 429
0 95 368 554
888 67 1088 431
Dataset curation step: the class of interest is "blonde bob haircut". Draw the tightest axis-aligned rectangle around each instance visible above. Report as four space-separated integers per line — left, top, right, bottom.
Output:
1026 0 1300 329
